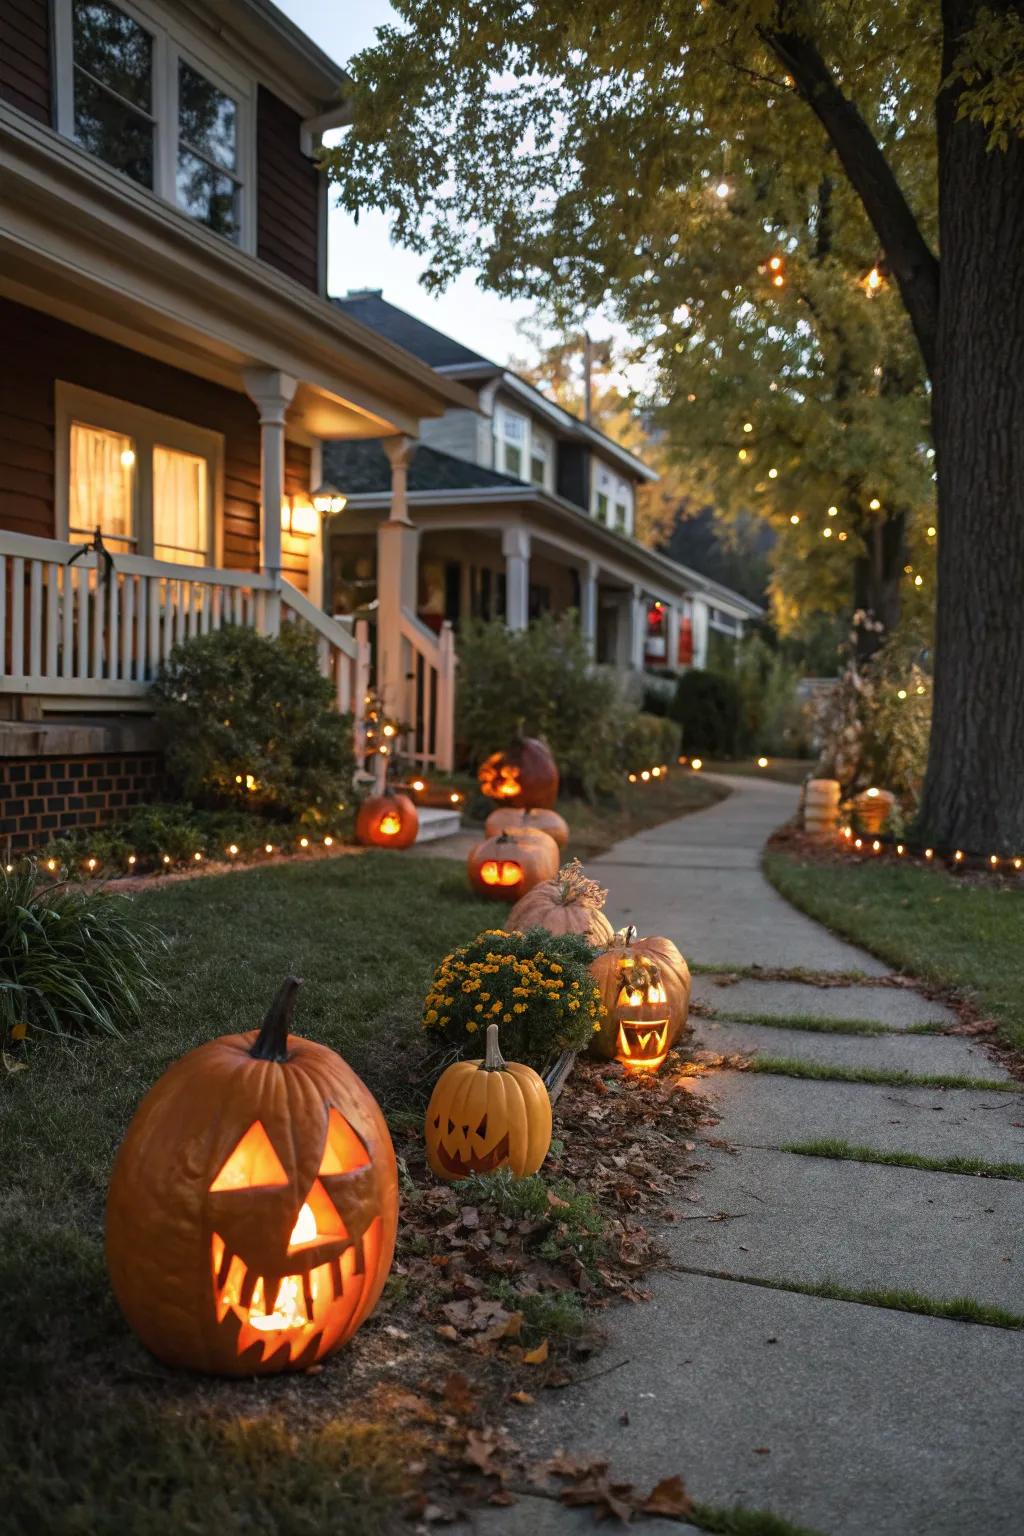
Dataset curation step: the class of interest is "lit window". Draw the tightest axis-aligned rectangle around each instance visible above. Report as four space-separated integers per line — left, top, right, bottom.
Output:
154 446 209 564
69 423 137 551
530 428 552 488
614 477 633 534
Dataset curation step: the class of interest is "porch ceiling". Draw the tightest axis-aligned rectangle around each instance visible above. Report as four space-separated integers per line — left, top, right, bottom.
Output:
0 107 476 442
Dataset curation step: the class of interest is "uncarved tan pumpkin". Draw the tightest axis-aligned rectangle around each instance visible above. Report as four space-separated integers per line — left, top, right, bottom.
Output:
484 806 570 850
505 858 614 944
466 828 560 902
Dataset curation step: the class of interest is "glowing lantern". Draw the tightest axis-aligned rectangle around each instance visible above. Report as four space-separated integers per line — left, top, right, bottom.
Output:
355 792 419 849
589 927 692 1073
424 1023 552 1181
852 787 895 835
106 978 398 1376
466 828 559 902
484 805 570 850
477 737 559 809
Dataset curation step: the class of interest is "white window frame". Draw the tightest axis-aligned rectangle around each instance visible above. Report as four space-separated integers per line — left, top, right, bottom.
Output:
494 404 529 479
529 425 554 491
56 382 224 567
613 475 634 535
591 462 614 524
53 0 256 252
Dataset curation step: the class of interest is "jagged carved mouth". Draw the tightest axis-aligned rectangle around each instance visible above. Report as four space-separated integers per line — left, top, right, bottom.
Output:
435 1131 511 1176
210 1213 379 1370
616 1018 670 1069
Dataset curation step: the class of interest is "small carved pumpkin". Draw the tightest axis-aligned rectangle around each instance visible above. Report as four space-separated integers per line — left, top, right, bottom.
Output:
505 857 615 944
478 737 559 809
467 828 559 902
485 805 570 850
356 792 419 849
590 927 692 1072
106 978 398 1376
425 1023 552 1180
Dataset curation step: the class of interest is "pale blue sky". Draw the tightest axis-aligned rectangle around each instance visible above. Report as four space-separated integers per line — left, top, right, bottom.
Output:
275 0 538 366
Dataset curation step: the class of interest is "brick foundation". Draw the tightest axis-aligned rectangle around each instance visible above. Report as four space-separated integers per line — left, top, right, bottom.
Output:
1 751 164 852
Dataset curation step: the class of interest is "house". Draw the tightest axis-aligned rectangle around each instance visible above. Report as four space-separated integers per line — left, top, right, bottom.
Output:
323 293 761 683
0 0 469 848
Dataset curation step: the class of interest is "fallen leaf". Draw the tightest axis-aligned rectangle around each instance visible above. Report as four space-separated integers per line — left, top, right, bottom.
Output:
642 1474 694 1519
443 1373 475 1417
524 1339 549 1365
510 1390 534 1405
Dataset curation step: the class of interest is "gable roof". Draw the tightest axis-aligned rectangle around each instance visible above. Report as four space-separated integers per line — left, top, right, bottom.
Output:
324 439 526 495
333 294 493 372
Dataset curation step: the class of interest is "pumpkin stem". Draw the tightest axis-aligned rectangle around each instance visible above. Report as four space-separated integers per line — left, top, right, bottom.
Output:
619 924 638 946
482 1022 507 1072
557 858 608 911
250 976 302 1061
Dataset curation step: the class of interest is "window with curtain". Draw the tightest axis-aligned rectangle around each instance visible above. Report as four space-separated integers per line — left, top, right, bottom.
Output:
69 422 137 550
154 445 208 564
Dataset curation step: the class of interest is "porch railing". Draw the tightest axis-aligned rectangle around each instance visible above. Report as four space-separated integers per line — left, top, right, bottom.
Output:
397 610 456 772
0 531 367 729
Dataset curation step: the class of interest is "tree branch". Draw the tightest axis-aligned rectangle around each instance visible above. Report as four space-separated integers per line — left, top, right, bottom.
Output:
758 22 940 375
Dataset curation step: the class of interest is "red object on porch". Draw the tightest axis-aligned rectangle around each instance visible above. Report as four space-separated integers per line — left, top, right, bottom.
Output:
678 618 694 666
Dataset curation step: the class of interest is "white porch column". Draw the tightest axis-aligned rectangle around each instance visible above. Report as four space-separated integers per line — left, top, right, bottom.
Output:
629 585 646 671
579 559 599 656
244 368 297 635
666 603 681 672
692 598 710 668
377 435 419 716
502 526 530 632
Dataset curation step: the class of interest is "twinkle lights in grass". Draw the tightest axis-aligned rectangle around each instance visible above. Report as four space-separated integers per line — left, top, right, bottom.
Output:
834 829 1023 875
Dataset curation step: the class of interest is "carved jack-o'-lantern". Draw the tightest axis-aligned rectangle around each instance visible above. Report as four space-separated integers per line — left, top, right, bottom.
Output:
106 978 398 1376
477 737 559 809
356 792 419 849
466 828 560 902
590 927 692 1073
424 1023 552 1180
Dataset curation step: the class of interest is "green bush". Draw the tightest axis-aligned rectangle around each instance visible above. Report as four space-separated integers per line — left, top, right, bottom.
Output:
621 711 680 769
813 630 931 805
150 625 354 822
732 632 812 757
0 862 166 1045
670 669 741 755
423 926 602 1072
39 802 331 876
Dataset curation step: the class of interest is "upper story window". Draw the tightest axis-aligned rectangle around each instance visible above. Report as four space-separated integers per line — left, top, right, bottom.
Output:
495 406 528 478
591 461 634 534
56 0 253 248
530 427 553 490
593 463 614 523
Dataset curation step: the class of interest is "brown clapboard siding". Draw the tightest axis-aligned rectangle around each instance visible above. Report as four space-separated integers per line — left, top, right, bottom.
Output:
0 0 51 124
256 85 321 294
0 298 312 594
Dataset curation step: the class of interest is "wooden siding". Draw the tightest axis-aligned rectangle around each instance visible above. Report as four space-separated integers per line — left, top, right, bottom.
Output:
0 299 312 588
0 0 51 125
256 86 321 293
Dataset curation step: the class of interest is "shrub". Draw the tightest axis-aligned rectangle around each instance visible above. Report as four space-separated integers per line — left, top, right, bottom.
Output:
423 926 602 1071
456 615 624 799
813 629 931 806
0 862 166 1045
670 669 741 756
150 625 354 822
39 802 326 876
620 711 680 769
732 632 812 757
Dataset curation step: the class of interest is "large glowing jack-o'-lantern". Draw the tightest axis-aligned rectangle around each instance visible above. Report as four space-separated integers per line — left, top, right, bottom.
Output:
355 791 419 849
466 828 559 901
589 927 692 1072
477 736 559 809
106 977 398 1376
425 1023 552 1180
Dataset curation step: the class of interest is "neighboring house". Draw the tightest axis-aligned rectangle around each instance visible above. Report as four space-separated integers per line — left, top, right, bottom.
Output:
0 0 469 847
324 292 761 677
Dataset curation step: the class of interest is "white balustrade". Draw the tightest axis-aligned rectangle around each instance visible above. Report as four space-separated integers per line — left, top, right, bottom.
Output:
396 611 456 772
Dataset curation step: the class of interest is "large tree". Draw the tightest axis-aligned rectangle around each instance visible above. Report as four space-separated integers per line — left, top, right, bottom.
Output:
325 1 1024 853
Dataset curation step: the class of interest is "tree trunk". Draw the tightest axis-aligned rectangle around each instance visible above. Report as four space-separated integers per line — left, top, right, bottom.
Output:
917 0 1024 852
853 511 906 661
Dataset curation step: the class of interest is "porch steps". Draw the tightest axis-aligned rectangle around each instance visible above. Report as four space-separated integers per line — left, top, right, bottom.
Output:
414 806 463 843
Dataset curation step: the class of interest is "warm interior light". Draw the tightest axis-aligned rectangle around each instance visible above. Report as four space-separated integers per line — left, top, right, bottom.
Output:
379 813 402 837
480 860 522 887
281 498 320 538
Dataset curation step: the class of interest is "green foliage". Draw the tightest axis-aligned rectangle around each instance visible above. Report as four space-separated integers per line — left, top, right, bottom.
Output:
456 614 625 798
151 624 354 822
621 710 680 769
0 862 166 1046
423 925 601 1071
812 629 931 803
948 8 1024 151
671 669 741 756
730 631 813 757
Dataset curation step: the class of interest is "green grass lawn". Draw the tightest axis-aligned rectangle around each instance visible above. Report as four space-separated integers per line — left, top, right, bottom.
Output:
1 853 493 1535
764 850 1024 1054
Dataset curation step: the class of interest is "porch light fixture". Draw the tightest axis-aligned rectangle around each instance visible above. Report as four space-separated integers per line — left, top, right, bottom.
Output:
312 483 348 516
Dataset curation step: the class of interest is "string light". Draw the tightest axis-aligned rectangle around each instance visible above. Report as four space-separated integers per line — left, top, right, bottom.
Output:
128 855 137 866
772 273 784 288
382 724 396 738
1014 858 1022 871
691 757 703 771
641 769 651 782
926 525 936 538
896 844 905 855
790 513 800 524
628 773 638 783
838 531 848 541
827 505 838 517
854 838 863 849
863 266 883 293
738 448 749 461
757 756 768 768
299 836 309 848
46 858 57 872
265 843 274 854
871 840 881 853
193 851 202 862
990 854 999 867
714 181 730 199
87 857 97 872
324 836 334 847
768 256 783 272
954 850 964 862
450 792 462 804
925 848 934 860
897 689 908 700
411 779 425 792
227 844 238 857
162 854 171 865
823 527 833 538
768 467 778 479
651 766 662 777
869 497 881 511
743 422 753 433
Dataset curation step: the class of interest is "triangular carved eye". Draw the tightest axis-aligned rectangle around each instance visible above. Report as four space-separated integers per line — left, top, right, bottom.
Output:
210 1120 288 1191
318 1107 371 1174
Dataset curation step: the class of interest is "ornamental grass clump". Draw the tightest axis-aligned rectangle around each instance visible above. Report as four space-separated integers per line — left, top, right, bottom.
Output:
0 862 167 1046
423 927 603 1072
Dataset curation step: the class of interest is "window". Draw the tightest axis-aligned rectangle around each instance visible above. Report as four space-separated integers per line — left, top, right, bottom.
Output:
614 478 633 534
57 0 252 247
58 384 221 566
495 406 527 478
530 428 553 490
593 464 614 523
591 461 634 533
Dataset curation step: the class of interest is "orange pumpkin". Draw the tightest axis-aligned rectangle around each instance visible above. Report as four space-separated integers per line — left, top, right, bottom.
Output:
484 805 570 850
477 737 559 809
467 828 559 901
106 977 398 1376
424 1023 552 1180
505 857 615 943
356 792 419 849
589 927 692 1072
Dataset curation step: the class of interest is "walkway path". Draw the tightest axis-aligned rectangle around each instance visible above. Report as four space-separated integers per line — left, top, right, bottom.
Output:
467 774 1024 1535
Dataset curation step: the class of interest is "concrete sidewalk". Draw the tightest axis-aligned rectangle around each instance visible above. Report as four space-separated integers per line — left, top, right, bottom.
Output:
466 774 1024 1536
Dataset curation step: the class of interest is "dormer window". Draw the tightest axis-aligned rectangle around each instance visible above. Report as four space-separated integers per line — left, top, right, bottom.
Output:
593 464 614 523
530 427 553 490
592 462 634 534
56 0 252 248
495 406 528 478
